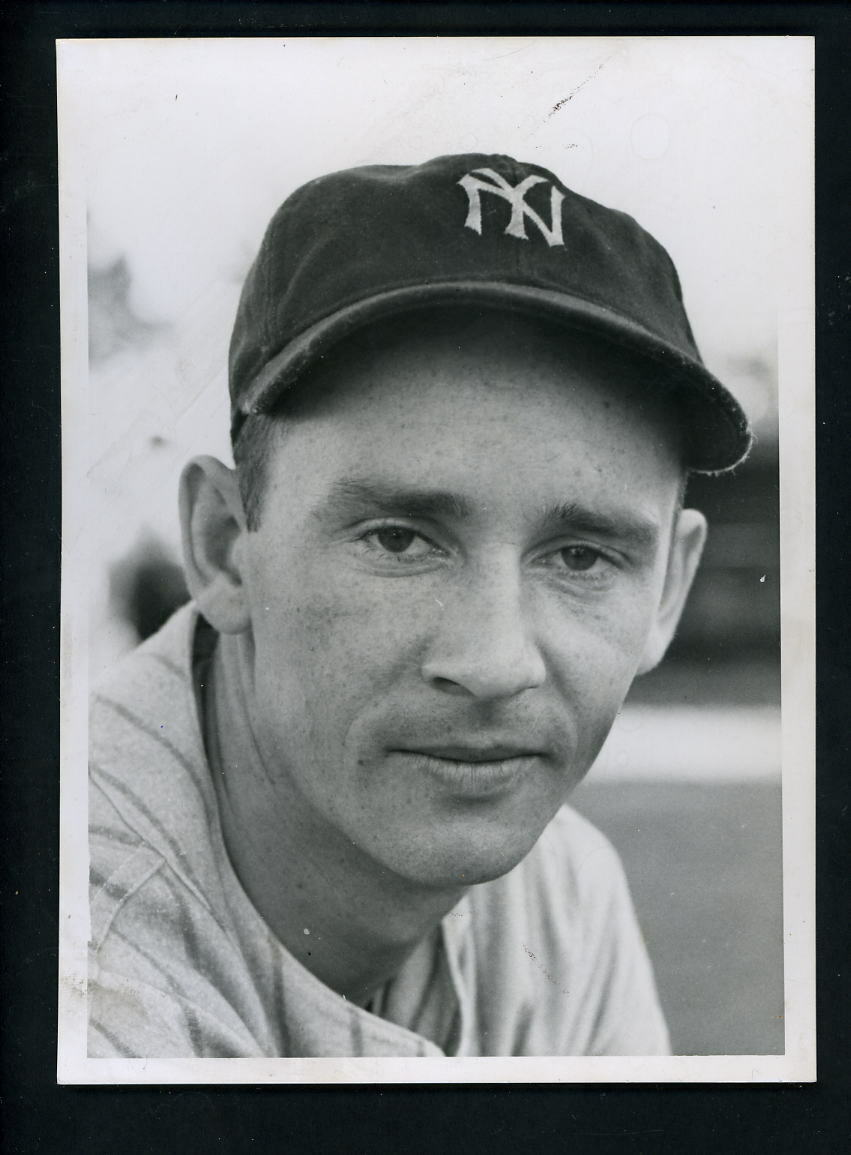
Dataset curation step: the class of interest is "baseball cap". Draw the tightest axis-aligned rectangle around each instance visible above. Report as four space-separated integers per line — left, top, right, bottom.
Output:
229 153 752 472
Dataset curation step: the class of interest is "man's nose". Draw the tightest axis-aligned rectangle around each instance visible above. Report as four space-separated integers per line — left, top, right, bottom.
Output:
420 568 547 700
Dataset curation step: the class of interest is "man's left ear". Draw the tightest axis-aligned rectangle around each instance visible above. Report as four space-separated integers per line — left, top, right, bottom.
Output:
637 507 708 675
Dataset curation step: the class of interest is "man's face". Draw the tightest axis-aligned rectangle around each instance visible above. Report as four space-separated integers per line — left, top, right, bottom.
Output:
236 317 685 890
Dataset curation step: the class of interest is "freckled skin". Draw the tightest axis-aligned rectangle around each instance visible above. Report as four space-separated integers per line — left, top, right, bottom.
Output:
234 319 690 891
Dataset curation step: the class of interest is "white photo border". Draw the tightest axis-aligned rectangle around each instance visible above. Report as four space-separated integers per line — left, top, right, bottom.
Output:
56 34 815 1084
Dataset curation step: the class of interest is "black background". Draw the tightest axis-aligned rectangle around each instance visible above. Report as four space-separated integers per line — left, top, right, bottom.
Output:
1 3 848 1150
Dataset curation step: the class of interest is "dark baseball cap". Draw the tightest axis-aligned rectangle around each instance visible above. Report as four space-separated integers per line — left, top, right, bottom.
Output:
229 153 752 472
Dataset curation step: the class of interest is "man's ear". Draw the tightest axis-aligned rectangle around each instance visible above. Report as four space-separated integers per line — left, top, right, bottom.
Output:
637 507 708 675
179 455 251 635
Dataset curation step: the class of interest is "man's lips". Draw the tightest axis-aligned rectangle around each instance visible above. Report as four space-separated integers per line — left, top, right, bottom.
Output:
393 743 545 764
389 744 546 797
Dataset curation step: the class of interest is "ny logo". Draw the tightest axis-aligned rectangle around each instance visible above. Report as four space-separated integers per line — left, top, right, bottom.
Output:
457 167 565 248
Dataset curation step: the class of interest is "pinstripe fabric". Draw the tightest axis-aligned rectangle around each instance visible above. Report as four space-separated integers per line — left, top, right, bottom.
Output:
88 605 670 1059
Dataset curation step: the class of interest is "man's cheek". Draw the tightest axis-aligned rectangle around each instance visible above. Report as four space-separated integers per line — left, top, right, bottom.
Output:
545 596 651 681
260 586 410 691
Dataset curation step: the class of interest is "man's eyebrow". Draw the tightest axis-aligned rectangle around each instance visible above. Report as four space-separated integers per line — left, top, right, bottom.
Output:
315 481 662 546
314 479 474 522
536 502 661 548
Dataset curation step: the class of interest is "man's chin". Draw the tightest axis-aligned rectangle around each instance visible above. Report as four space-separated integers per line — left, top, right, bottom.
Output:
390 823 551 892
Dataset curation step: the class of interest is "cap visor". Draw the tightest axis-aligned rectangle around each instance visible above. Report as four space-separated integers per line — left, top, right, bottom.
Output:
237 281 752 472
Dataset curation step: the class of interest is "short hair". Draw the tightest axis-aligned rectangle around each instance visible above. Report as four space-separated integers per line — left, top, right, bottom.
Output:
233 410 281 532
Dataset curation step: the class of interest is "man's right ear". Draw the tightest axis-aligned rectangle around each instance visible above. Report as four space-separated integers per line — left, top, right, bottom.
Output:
179 456 251 634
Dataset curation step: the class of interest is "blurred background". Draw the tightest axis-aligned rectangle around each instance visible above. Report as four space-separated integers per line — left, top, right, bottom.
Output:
65 36 812 1055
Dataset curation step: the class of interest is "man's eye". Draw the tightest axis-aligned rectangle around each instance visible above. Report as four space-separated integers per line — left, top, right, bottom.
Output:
365 527 434 559
375 527 416 553
556 545 604 572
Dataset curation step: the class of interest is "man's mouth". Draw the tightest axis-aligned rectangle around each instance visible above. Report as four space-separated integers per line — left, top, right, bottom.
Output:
400 743 543 764
389 743 546 796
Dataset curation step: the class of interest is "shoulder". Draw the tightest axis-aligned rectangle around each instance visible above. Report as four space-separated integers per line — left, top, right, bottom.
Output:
465 801 644 985
537 801 620 860
90 603 197 742
463 804 670 1055
88 603 226 960
89 604 216 866
465 803 631 953
522 803 630 908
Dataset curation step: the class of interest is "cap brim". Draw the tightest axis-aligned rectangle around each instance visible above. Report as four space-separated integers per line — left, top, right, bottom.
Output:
236 281 752 472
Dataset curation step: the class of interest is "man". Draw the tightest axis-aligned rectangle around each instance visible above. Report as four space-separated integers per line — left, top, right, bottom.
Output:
88 153 751 1058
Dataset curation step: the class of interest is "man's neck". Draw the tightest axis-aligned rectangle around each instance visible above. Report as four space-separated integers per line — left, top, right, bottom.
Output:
202 629 465 1005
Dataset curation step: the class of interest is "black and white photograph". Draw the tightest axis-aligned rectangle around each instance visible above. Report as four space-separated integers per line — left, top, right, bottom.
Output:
57 35 815 1083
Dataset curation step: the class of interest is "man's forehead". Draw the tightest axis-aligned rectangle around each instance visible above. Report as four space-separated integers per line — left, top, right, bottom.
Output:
252 308 687 543
312 475 666 549
262 355 685 540
275 307 686 439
